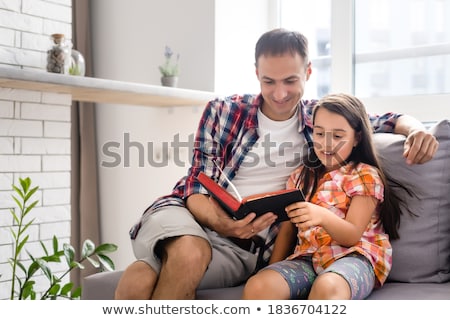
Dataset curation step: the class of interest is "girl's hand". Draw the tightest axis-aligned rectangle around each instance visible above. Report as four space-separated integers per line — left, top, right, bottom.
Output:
285 201 328 231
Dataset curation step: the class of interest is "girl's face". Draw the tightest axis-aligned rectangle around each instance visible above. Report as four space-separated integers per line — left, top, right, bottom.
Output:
312 107 359 171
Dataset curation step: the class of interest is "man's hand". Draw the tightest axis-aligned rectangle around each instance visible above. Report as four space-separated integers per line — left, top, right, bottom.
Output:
208 197 277 239
403 129 439 165
394 115 439 165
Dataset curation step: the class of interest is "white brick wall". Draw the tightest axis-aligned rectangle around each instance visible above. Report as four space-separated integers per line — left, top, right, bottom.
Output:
0 0 72 70
0 0 72 300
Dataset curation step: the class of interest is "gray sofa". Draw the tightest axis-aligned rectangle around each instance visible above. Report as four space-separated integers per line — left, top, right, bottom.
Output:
82 120 450 300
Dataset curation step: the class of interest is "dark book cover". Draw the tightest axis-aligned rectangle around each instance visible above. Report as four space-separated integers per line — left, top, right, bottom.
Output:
197 171 304 222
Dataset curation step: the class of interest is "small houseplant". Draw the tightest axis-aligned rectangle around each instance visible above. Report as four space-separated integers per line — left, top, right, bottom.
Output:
159 45 180 87
3 177 117 300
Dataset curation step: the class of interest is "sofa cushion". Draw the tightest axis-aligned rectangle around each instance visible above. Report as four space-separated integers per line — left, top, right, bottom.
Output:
373 119 450 283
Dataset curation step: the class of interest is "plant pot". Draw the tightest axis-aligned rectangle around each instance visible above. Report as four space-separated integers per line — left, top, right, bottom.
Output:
161 76 178 87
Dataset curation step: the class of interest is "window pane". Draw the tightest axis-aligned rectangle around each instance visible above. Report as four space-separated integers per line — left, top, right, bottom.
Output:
279 0 331 98
355 0 450 97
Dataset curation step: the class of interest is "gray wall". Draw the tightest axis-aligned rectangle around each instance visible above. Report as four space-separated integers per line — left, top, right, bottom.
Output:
91 0 215 91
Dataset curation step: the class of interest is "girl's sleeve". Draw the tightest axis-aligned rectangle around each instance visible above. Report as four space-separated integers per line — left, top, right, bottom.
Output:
345 164 384 202
286 166 303 189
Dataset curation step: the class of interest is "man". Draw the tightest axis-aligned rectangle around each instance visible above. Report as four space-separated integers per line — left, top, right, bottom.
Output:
115 28 438 299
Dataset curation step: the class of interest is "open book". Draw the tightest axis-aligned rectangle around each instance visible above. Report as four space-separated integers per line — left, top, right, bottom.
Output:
197 171 304 222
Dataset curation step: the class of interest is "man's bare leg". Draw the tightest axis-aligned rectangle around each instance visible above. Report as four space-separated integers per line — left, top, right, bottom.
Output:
115 261 157 299
152 235 211 299
115 235 211 299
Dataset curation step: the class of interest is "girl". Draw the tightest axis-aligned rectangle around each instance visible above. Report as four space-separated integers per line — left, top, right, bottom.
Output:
242 93 403 300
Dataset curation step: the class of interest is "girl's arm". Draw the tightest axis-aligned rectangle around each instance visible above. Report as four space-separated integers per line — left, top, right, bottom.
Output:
321 196 378 246
269 221 297 264
286 195 378 247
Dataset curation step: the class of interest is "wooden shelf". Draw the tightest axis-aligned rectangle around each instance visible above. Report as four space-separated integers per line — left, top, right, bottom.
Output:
0 66 217 107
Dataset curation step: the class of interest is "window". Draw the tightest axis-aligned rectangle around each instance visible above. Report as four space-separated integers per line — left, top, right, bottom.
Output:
354 0 450 97
278 0 331 100
278 0 450 121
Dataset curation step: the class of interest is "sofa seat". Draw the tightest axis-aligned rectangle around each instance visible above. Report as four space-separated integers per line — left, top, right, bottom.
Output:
82 270 450 300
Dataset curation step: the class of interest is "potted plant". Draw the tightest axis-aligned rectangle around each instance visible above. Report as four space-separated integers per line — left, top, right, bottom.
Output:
3 177 117 300
159 45 180 87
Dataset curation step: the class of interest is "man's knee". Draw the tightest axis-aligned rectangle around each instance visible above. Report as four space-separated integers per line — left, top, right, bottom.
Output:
161 235 212 270
115 261 156 300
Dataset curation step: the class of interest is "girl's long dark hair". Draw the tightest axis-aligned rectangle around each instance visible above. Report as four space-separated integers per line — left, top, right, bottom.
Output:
298 93 403 239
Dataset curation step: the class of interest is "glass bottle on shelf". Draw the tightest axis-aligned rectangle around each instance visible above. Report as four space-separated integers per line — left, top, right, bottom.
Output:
70 49 86 76
46 33 71 74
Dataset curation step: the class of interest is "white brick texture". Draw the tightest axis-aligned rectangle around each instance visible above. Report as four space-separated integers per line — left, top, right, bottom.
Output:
0 0 73 299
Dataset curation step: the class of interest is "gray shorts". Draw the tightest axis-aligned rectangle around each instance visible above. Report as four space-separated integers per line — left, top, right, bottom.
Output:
265 253 375 299
131 205 258 289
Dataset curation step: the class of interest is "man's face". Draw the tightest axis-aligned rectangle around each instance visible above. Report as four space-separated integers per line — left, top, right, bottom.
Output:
256 52 311 121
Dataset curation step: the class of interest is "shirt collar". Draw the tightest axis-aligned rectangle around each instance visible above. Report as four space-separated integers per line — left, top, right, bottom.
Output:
253 94 307 133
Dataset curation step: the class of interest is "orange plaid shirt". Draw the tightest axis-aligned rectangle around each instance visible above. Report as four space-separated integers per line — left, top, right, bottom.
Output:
286 162 392 287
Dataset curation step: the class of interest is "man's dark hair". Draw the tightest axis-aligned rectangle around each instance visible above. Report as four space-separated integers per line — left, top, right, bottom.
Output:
255 28 309 67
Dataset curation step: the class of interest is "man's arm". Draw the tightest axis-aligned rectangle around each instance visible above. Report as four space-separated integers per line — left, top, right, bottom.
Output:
394 115 439 165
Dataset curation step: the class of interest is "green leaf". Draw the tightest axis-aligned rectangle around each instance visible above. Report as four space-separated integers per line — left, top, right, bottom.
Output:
39 240 50 256
23 200 39 215
16 260 27 275
49 284 60 296
63 243 75 265
41 253 62 263
94 243 118 254
19 177 31 194
71 287 82 299
15 274 23 286
97 254 115 271
17 219 35 238
52 236 59 253
12 186 24 201
71 261 84 269
22 280 35 300
36 258 53 281
10 208 20 224
12 195 23 211
27 261 40 278
23 186 38 203
60 282 73 296
17 235 30 254
9 226 17 239
81 239 95 257
86 256 100 268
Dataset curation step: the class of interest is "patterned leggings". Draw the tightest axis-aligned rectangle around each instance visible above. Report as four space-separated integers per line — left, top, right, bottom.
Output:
263 253 375 299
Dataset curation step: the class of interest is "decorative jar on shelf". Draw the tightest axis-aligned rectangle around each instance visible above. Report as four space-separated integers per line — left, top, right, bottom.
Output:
46 33 71 74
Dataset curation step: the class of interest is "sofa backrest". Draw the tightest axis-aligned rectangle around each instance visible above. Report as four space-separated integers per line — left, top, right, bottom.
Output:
373 119 450 283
